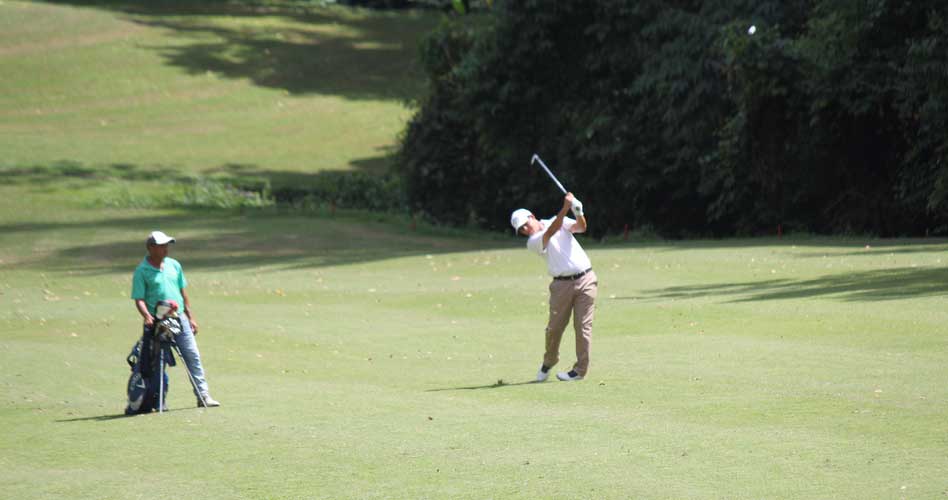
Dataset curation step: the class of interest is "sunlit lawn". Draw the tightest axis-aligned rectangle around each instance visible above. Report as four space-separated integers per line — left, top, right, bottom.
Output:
3 175 948 498
2 1 947 498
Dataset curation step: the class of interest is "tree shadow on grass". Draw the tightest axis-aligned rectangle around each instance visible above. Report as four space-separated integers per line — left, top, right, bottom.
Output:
0 159 515 273
208 153 394 194
792 245 948 258
0 209 511 275
0 152 390 194
602 238 948 252
0 161 203 187
632 266 948 303
36 0 441 101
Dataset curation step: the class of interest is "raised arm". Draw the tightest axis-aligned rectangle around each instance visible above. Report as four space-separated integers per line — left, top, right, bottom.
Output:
543 193 575 248
569 195 586 233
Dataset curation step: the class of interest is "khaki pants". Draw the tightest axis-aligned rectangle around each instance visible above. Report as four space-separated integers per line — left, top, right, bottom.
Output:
543 271 598 377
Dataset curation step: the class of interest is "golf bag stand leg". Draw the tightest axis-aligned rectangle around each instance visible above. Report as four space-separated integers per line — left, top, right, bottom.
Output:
172 344 208 407
158 347 165 413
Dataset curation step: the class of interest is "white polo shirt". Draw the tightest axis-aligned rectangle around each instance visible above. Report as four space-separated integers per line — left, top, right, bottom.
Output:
526 217 592 277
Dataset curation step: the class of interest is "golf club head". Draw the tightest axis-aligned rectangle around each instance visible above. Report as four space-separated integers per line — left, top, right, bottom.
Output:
531 154 568 194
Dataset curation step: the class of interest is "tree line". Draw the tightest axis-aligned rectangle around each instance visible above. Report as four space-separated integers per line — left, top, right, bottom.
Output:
396 0 948 237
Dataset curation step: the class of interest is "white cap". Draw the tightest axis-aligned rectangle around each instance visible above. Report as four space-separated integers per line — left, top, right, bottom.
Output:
510 208 532 234
147 230 176 245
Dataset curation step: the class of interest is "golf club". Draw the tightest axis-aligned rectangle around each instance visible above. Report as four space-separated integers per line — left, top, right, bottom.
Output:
531 154 568 194
171 343 209 408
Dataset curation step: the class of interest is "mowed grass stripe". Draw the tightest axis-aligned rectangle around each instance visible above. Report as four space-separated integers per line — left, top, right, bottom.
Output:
0 0 436 173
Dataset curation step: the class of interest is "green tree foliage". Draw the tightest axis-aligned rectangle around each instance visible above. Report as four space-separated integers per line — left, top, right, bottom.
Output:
338 0 412 8
398 0 948 236
897 9 948 222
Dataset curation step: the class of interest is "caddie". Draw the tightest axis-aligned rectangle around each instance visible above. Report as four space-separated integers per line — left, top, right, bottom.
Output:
131 230 220 407
511 192 598 382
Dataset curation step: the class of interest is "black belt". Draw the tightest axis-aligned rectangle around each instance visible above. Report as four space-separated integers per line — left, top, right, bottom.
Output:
553 268 592 281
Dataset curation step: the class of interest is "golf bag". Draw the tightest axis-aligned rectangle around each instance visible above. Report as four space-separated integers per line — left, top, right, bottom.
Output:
124 316 180 415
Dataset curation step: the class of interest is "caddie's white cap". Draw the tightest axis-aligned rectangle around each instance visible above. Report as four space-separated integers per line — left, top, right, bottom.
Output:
510 208 533 234
147 230 176 245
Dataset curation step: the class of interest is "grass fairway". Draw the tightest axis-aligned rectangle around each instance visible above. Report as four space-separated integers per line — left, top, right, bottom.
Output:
0 0 437 180
3 176 948 498
3 1 948 498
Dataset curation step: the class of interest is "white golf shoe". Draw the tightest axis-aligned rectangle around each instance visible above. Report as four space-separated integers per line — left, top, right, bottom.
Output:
197 393 221 407
536 366 550 382
556 370 584 382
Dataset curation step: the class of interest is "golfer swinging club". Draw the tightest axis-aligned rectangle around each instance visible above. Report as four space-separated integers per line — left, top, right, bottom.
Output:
511 192 598 382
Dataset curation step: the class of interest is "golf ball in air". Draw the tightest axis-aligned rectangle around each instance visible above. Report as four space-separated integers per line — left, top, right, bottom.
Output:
748 25 757 35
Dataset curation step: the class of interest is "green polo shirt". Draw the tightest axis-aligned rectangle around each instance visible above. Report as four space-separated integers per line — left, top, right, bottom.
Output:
131 256 187 315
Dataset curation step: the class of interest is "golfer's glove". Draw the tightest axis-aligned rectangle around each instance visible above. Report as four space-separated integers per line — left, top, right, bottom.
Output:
571 198 584 217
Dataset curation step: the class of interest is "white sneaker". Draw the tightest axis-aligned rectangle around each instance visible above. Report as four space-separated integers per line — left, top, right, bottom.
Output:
556 371 584 382
536 367 549 382
197 394 221 407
